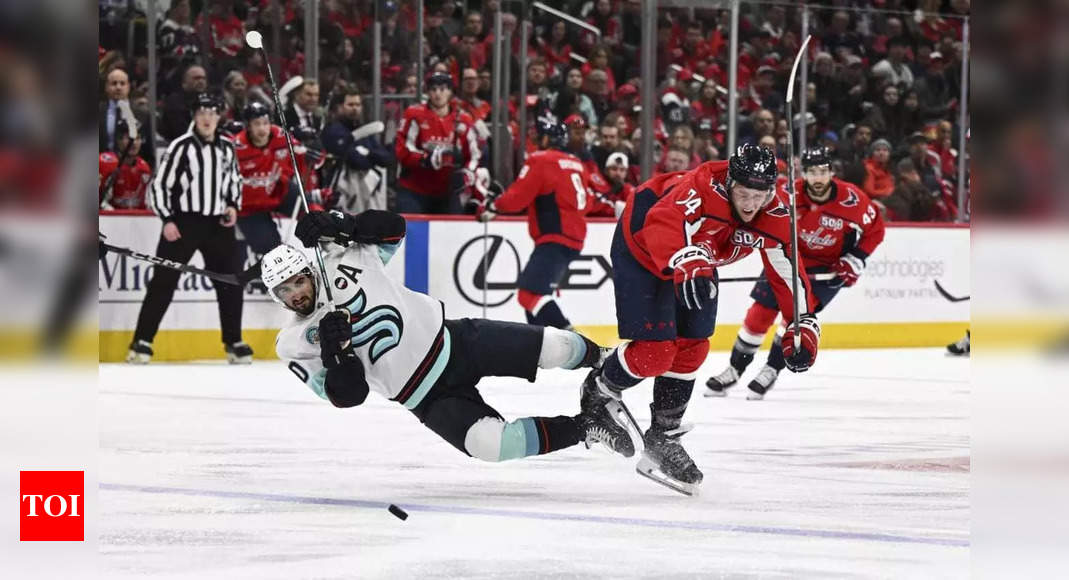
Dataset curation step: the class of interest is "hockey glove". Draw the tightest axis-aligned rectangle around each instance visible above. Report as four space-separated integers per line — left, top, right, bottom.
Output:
781 314 820 373
295 210 357 248
669 245 716 311
475 181 505 223
831 253 865 288
319 309 357 369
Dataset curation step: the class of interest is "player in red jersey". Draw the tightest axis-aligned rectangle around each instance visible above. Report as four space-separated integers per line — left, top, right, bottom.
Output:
99 118 152 209
582 143 820 495
394 72 481 214
477 118 595 329
705 147 885 400
233 101 309 256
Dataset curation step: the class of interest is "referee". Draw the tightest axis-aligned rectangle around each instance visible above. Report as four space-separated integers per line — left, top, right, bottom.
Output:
127 92 253 364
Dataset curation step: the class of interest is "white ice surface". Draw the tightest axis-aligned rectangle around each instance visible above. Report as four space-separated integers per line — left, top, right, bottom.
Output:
99 348 969 579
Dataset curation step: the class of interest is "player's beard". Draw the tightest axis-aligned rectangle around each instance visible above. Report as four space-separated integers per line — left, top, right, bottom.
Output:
806 180 833 203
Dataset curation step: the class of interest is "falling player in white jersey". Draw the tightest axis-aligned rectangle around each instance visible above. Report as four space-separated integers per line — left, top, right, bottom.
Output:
263 209 635 464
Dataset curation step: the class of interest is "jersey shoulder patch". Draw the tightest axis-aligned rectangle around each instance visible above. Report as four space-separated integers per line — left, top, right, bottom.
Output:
765 200 790 217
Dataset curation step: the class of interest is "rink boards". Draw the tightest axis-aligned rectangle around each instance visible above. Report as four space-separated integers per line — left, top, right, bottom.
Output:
98 214 970 361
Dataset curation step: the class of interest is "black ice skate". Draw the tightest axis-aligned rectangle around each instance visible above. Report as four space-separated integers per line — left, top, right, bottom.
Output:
125 339 153 364
636 423 703 497
225 341 254 364
946 330 969 356
577 410 635 458
581 370 643 452
704 366 740 397
746 365 779 400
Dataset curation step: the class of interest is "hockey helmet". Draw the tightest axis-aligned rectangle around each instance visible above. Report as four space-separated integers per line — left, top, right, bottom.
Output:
244 100 272 123
191 92 225 113
261 244 318 312
801 146 832 171
426 71 454 91
535 115 568 149
728 143 777 191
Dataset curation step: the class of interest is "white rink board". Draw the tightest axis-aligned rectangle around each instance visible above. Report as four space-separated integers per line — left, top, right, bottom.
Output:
99 215 969 333
421 219 968 325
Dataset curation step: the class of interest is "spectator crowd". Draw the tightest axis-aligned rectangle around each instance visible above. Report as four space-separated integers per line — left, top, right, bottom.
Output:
99 0 969 223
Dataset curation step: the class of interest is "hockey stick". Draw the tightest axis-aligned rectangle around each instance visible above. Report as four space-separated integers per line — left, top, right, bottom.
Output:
351 120 386 142
100 240 259 287
720 272 836 284
933 279 970 302
784 34 813 351
246 30 336 307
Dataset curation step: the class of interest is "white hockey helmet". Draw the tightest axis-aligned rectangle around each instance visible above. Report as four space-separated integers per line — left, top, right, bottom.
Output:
261 244 317 309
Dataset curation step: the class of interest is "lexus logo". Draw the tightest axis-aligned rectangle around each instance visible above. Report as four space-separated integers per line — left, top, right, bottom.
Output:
452 235 615 308
453 234 521 307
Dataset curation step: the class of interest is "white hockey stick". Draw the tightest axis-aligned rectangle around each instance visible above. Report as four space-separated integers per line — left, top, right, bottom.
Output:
784 34 813 351
350 120 385 142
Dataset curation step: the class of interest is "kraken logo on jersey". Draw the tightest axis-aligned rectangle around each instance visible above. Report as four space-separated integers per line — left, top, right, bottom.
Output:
339 288 404 364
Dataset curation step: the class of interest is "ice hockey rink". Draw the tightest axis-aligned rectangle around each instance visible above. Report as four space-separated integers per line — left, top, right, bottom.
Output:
99 347 968 579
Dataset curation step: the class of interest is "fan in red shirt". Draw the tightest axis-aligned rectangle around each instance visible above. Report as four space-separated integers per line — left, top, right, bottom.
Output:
477 118 595 330
580 143 819 496
99 118 151 210
588 152 635 218
394 72 481 214
707 147 885 400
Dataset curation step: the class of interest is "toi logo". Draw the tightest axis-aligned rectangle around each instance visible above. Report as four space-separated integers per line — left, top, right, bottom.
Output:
20 471 84 541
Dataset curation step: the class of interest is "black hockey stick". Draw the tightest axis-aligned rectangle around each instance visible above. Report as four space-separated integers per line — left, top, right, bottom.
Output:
933 279 969 302
783 34 814 349
100 240 260 287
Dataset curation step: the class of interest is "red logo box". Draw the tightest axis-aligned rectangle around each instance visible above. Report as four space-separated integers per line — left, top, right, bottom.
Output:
20 471 84 541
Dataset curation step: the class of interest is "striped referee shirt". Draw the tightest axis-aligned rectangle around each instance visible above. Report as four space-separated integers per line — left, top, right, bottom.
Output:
149 128 242 220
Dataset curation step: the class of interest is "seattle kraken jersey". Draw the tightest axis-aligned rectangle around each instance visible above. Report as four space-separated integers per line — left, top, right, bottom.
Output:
276 242 448 409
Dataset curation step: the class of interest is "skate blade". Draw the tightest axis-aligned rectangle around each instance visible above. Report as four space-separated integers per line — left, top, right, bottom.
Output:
604 399 644 452
745 391 765 401
703 388 728 398
635 456 701 497
226 354 253 365
125 353 150 364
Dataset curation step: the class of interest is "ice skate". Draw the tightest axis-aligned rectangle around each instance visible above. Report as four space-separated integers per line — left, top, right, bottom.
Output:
581 370 643 450
225 341 254 364
746 365 779 400
576 409 635 458
704 365 740 397
125 340 153 364
636 423 703 497
946 330 969 356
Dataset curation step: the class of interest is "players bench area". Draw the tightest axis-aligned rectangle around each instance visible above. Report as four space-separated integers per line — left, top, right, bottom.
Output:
98 211 969 362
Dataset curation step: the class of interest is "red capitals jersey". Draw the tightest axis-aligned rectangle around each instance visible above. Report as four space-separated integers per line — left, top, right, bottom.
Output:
494 150 595 251
395 103 480 197
793 177 886 269
233 125 303 215
622 161 815 321
99 153 151 209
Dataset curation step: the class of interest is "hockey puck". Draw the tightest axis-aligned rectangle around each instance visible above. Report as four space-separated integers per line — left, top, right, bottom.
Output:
388 504 408 521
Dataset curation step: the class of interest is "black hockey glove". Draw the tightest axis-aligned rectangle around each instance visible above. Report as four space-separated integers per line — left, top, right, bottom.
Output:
319 309 356 369
295 210 357 248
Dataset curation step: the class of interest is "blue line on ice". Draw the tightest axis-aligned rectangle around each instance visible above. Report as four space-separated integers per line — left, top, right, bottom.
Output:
100 482 969 548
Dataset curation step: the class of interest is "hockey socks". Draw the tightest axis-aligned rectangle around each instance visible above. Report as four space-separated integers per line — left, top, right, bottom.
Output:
495 416 581 460
766 334 787 372
537 328 603 370
519 291 572 329
651 375 694 430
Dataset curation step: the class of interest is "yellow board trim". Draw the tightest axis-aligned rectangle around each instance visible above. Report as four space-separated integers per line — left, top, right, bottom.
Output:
571 322 971 351
98 322 970 362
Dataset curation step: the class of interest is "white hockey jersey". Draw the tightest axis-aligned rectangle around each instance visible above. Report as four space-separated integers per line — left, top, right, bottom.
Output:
275 242 449 410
